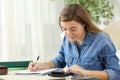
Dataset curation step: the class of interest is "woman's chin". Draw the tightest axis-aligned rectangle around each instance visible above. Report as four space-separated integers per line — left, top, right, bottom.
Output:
69 39 76 42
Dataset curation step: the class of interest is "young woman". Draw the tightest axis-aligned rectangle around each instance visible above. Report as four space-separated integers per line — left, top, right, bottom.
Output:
28 3 120 80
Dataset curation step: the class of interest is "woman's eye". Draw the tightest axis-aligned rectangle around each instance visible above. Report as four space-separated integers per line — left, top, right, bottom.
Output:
61 28 76 32
61 28 67 31
71 29 76 31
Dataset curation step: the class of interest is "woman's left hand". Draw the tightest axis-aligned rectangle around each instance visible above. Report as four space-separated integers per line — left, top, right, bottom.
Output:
67 65 86 76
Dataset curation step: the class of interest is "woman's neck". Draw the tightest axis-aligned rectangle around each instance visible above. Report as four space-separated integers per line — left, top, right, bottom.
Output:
77 32 86 45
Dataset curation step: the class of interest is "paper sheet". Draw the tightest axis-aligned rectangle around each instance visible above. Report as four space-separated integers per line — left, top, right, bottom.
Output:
15 68 60 75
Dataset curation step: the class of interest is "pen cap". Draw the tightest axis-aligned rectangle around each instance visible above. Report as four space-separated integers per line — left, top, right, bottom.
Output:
0 65 8 75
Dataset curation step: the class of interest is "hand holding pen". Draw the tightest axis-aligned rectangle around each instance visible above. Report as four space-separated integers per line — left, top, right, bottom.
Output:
28 56 40 71
28 56 55 72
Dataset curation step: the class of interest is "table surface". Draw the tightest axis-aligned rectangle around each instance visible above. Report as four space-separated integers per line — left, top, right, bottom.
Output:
0 69 97 80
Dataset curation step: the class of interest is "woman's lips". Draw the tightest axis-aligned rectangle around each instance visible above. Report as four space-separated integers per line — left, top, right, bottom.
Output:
68 36 75 39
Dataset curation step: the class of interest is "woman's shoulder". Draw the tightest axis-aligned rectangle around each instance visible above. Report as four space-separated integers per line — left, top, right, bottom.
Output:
95 32 114 44
86 32 108 40
96 32 110 39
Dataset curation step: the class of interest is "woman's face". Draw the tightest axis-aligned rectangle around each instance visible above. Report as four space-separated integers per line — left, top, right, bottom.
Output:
60 20 86 43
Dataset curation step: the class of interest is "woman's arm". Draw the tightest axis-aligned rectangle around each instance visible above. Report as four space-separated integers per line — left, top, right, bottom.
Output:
84 69 108 80
68 65 108 80
28 61 55 71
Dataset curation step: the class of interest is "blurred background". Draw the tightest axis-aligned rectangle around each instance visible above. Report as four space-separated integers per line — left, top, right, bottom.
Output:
0 0 120 62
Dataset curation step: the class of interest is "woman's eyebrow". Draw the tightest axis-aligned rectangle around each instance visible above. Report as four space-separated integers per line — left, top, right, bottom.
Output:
61 26 76 29
70 27 76 29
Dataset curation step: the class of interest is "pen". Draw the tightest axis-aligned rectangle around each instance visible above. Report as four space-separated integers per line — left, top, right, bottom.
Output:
35 56 40 63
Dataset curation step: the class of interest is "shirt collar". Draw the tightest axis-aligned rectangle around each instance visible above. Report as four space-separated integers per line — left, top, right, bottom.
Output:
83 32 96 46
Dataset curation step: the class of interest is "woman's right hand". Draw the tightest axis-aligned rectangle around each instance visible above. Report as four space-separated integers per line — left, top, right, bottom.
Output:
28 61 55 72
28 62 41 71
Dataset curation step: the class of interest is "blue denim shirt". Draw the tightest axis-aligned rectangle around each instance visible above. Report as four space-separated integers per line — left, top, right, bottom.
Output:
52 32 120 80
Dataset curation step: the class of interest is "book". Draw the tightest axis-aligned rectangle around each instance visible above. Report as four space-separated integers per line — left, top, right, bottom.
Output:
15 68 60 75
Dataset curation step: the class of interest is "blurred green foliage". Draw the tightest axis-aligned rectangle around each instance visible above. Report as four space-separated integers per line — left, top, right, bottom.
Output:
64 0 114 25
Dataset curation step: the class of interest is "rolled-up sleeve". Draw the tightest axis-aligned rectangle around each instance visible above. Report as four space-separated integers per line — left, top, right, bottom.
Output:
105 69 120 80
51 44 66 68
51 53 66 68
100 41 120 80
